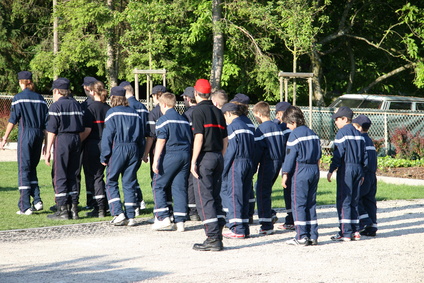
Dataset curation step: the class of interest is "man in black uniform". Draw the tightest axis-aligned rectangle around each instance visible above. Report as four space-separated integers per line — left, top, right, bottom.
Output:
191 79 228 251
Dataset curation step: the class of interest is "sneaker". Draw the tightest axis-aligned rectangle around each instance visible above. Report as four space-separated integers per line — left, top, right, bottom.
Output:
139 200 146 210
110 213 128 226
128 219 136 226
258 228 275 236
134 208 140 217
175 222 185 232
276 223 295 230
16 208 33 215
151 217 173 231
351 231 361 241
271 215 278 224
331 233 350 242
33 202 43 211
193 238 223 251
223 231 245 239
286 238 309 246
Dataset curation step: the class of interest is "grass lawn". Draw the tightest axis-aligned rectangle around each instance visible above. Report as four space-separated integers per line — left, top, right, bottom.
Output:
1 161 423 231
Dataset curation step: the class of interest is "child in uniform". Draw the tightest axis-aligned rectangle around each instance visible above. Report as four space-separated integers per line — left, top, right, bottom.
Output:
327 106 368 241
281 106 321 246
352 114 378 237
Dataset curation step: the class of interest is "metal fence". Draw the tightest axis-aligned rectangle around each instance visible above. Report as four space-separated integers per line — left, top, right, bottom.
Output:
2 94 423 155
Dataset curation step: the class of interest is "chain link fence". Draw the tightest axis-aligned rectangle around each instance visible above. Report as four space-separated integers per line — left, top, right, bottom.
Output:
2 94 423 156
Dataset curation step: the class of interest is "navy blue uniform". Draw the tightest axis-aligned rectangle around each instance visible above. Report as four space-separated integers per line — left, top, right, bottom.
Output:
282 125 321 241
358 133 378 233
254 121 285 231
153 108 192 223
82 101 111 210
47 96 84 206
9 88 48 212
192 100 227 240
101 106 143 219
221 117 254 236
329 124 368 237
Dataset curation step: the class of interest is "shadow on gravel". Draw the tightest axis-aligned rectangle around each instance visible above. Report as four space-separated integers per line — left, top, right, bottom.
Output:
0 256 168 282
0 187 17 192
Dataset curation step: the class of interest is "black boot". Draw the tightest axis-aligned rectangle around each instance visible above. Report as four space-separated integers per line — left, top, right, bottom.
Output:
193 237 223 251
71 204 79 220
47 205 69 220
86 207 99 217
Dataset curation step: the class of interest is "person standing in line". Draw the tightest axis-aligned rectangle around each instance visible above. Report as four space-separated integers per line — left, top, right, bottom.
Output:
181 86 200 221
151 92 192 232
352 115 378 237
191 79 228 251
45 78 84 220
81 81 111 218
281 106 321 246
120 81 148 215
210 89 228 109
327 106 368 242
220 103 255 239
252 101 285 236
273 101 295 231
101 86 143 226
0 71 48 215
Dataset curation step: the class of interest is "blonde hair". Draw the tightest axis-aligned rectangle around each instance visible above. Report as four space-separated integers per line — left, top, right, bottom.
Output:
210 90 228 108
252 101 270 117
158 92 176 108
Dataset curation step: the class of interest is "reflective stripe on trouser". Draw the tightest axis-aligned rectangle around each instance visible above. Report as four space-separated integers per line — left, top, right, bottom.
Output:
221 158 252 236
193 152 226 239
336 164 363 237
358 171 377 231
105 144 139 218
17 128 43 212
53 133 81 206
292 163 319 240
152 151 189 223
255 158 282 231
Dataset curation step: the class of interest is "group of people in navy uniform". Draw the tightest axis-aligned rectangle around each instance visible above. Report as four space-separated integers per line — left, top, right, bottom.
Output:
1 72 378 251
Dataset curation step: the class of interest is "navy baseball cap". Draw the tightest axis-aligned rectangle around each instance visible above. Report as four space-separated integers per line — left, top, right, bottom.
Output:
230 93 250 105
119 81 131 87
331 106 353 119
18 71 32 80
152 85 167 95
82 76 98 86
51 78 70 90
352 114 372 128
110 86 126 97
221 103 239 113
181 87 194 98
276 101 291 112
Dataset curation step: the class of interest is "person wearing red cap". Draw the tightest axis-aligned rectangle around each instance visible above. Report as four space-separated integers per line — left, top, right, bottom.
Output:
191 79 228 251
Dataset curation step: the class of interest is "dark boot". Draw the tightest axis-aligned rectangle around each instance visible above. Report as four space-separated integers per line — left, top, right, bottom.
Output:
98 208 106 218
86 207 99 217
47 205 69 220
193 237 223 251
71 204 79 220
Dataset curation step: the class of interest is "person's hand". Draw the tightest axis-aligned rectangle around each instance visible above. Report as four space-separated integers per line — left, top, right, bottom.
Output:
152 160 159 174
282 174 288 188
0 136 7 150
360 177 364 185
101 162 107 166
45 151 51 166
191 162 199 179
327 172 333 182
142 153 149 163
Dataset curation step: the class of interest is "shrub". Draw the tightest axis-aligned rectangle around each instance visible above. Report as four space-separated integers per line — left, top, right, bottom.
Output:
372 138 385 154
390 127 424 159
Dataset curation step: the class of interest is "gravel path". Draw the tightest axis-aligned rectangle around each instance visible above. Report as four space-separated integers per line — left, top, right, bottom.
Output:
0 199 423 283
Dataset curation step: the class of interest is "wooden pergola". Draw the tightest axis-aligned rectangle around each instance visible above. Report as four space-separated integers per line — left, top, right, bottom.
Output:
133 69 167 110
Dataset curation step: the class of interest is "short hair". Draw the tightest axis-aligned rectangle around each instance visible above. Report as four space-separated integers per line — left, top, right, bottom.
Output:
252 101 270 117
282 106 305 126
123 84 134 96
57 89 71 97
210 90 228 108
110 96 128 107
158 92 176 108
230 101 249 116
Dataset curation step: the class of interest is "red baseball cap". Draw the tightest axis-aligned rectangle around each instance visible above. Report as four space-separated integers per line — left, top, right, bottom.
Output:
194 79 211 94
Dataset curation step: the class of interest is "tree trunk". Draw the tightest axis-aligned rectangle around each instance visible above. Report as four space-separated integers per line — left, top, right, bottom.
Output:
106 0 118 87
210 0 224 92
310 50 325 106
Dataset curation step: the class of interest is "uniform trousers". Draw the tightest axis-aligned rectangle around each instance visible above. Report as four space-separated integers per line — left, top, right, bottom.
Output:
193 152 226 240
105 143 139 219
152 151 189 223
283 177 294 225
358 171 377 231
187 173 198 216
17 128 44 211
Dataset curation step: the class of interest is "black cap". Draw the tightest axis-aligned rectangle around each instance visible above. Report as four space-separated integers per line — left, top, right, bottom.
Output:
51 78 70 90
331 106 353 119
110 86 126 97
230 93 250 105
82 76 98 86
352 114 372 128
152 85 167 95
181 87 194 98
18 71 32 80
276 101 291 112
221 103 239 113
119 81 131 87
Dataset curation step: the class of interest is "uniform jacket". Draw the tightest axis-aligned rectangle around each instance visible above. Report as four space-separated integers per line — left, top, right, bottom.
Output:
46 96 84 134
9 88 48 130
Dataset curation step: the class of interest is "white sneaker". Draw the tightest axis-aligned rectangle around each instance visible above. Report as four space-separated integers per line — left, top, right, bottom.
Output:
134 208 140 217
16 208 33 215
139 200 146 210
33 202 43 211
175 222 185 232
110 213 128 226
128 218 136 226
151 217 173 230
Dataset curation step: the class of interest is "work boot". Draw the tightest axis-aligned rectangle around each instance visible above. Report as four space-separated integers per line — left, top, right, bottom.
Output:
47 205 69 220
86 207 99 217
193 237 224 251
71 204 79 220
